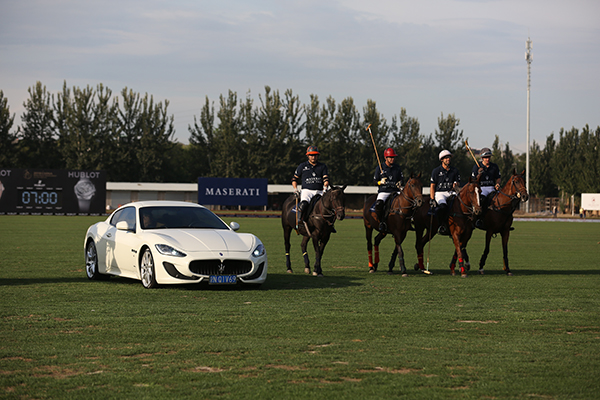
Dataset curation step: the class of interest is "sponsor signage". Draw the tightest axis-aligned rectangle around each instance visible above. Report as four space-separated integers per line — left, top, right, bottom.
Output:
198 178 268 206
581 193 600 210
0 168 106 215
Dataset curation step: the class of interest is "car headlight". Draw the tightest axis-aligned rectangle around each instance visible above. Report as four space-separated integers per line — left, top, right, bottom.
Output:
155 244 187 257
252 243 266 258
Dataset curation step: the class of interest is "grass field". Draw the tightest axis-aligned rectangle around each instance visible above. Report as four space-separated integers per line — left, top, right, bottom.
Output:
1 215 599 399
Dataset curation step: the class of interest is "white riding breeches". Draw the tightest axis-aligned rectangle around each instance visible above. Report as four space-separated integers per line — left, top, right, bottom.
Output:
301 189 323 203
481 186 495 197
434 191 454 206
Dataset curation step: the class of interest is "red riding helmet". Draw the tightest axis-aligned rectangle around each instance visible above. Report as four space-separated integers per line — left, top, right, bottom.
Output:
384 147 398 158
306 145 320 155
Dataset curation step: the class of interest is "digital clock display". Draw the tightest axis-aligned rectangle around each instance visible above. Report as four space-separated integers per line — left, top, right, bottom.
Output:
0 168 105 215
17 188 63 210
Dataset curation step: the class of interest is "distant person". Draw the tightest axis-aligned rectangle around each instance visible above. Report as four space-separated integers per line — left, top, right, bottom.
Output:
373 147 404 231
471 147 501 228
430 150 460 235
292 146 330 224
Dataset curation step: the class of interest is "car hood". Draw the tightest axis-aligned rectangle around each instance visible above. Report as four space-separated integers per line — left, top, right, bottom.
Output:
150 229 255 253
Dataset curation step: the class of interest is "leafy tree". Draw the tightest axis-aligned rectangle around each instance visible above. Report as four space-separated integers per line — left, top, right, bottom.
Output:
17 82 60 168
388 108 422 176
210 90 245 178
187 96 214 180
433 112 469 180
529 136 557 197
0 90 17 167
553 127 579 196
361 99 389 185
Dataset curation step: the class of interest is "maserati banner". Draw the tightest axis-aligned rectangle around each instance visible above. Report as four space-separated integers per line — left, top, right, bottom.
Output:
198 177 268 206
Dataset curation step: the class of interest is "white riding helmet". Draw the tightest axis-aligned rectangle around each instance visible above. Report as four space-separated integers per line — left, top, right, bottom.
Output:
439 150 452 161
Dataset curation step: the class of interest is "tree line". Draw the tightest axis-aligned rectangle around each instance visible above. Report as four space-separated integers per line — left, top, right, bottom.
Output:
1 82 599 200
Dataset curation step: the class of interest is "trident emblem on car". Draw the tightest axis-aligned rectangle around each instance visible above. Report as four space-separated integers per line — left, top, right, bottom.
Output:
217 262 226 274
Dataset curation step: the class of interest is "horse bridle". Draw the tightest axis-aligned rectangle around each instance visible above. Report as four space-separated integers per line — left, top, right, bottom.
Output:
391 179 422 217
492 176 528 213
314 188 344 226
453 183 481 219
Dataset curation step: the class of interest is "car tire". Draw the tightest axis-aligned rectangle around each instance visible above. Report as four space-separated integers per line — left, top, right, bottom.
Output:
85 240 109 281
140 247 158 289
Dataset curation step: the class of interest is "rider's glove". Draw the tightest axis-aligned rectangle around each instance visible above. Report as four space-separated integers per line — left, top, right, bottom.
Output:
378 177 388 186
429 198 437 208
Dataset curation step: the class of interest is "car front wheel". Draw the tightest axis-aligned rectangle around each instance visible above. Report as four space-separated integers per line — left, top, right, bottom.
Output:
140 248 158 289
86 241 108 280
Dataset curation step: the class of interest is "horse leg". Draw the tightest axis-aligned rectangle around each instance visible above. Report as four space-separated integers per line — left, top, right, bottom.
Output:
372 232 386 272
462 247 470 272
449 251 457 276
312 232 331 277
479 230 493 274
301 236 311 274
366 226 375 273
501 229 512 276
393 231 408 276
284 225 293 273
388 246 398 274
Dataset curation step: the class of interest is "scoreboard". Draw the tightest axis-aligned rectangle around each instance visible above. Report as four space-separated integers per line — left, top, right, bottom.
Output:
0 169 106 215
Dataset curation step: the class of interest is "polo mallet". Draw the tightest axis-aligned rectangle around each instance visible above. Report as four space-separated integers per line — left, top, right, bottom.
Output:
366 124 383 174
465 140 480 168
295 192 299 232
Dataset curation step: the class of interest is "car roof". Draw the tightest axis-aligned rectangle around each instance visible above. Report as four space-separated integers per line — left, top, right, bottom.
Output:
119 201 206 209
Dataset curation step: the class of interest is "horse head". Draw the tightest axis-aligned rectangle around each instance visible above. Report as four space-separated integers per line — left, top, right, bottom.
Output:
510 169 529 202
324 185 347 221
403 173 423 209
459 177 483 216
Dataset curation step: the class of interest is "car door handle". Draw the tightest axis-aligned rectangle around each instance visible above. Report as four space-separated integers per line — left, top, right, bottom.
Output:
106 233 112 238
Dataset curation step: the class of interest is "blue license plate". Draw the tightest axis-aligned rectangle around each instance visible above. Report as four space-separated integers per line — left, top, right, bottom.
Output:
209 275 237 285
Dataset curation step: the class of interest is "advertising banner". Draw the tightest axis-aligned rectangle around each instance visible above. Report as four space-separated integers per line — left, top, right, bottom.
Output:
0 168 106 215
581 193 600 210
198 177 268 206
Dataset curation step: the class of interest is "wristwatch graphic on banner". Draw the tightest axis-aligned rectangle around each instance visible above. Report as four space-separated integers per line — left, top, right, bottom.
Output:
74 177 96 212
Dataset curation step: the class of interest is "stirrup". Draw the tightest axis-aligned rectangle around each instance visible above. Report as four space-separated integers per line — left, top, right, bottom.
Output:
379 221 387 232
438 224 449 236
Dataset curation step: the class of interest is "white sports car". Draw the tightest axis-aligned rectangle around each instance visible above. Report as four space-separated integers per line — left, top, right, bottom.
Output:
84 201 268 288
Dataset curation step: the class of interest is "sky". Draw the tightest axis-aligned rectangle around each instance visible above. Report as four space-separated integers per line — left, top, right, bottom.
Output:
1 0 599 154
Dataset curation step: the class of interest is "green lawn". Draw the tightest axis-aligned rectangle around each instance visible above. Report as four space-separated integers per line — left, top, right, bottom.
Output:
1 215 599 399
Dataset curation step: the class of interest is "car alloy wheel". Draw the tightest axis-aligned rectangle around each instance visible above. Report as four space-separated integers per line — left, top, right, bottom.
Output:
140 248 158 289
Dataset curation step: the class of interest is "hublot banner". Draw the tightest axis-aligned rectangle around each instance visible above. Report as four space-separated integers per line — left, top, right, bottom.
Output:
0 168 106 215
198 177 268 206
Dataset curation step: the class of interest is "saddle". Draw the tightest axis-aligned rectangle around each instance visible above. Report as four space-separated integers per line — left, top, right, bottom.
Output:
293 194 322 218
369 192 399 222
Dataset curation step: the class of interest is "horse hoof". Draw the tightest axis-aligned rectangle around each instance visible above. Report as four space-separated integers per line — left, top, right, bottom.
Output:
287 269 293 274
401 273 408 277
478 269 484 275
507 272 513 276
461 273 468 278
315 273 324 277
304 268 311 274
451 271 456 276
369 268 375 273
312 271 318 276
414 264 420 271
387 271 394 275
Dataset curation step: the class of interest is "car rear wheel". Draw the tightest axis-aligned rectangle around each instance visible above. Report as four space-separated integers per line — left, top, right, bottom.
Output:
85 241 109 280
140 248 158 289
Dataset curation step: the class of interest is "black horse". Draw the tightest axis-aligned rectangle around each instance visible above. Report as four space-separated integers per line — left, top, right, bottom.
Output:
281 185 347 276
362 174 423 276
477 170 529 275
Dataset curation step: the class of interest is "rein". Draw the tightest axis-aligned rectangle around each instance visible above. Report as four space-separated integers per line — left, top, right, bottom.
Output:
452 183 480 220
311 189 343 226
390 180 422 217
490 177 527 214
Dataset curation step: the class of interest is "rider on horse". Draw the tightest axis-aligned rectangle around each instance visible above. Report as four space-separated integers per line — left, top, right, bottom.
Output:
373 147 405 232
292 145 330 226
471 147 501 229
430 149 460 236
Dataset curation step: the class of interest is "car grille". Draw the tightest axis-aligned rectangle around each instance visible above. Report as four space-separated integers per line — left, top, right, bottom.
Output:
189 259 253 276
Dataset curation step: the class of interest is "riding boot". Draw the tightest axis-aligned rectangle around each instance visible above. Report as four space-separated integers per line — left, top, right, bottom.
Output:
475 195 488 229
437 203 450 236
375 200 387 231
297 200 308 222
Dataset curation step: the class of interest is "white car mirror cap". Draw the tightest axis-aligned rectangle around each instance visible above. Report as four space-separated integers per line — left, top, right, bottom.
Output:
230 222 240 231
116 221 132 231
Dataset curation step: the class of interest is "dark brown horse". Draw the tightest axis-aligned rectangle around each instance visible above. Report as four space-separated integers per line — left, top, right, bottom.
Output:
413 178 482 277
362 175 423 276
477 170 529 276
282 185 347 276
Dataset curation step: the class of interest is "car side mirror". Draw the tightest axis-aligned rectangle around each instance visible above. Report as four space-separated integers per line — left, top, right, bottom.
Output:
116 220 133 231
229 222 240 231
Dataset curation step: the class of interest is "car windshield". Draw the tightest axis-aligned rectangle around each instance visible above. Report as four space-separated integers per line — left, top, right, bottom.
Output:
139 206 229 230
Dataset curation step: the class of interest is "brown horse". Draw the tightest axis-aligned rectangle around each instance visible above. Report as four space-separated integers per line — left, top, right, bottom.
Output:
413 178 482 277
362 174 423 276
282 185 347 276
477 170 529 276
